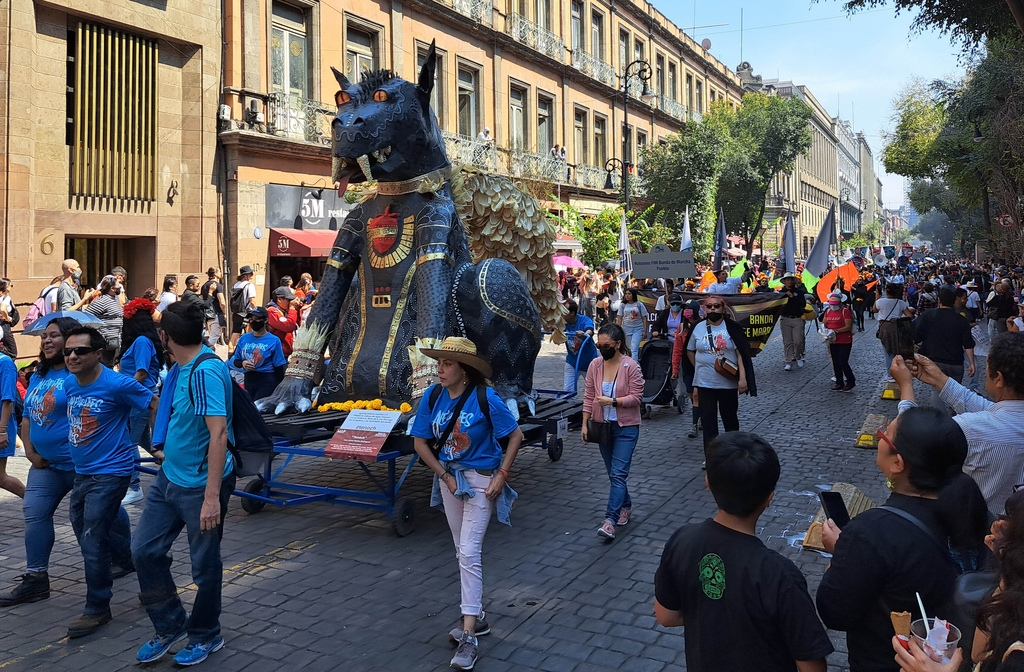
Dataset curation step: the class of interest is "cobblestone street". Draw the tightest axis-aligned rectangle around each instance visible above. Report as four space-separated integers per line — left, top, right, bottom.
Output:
0 325 939 671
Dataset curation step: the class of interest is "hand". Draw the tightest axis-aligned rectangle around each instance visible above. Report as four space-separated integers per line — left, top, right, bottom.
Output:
242 360 256 371
440 472 457 495
738 379 748 395
0 430 9 449
151 449 165 466
596 395 614 407
821 518 842 554
580 425 589 443
27 453 49 470
672 372 678 380
199 496 221 533
968 362 976 377
890 356 914 388
892 636 962 672
909 353 948 390
484 472 505 500
986 517 1009 553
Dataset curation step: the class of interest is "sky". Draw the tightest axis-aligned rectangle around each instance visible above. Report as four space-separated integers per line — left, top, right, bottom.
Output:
658 0 966 209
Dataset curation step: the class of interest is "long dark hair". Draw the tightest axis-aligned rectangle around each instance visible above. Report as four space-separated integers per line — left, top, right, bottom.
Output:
978 490 1024 672
36 317 81 376
598 323 629 357
119 306 167 368
893 407 988 551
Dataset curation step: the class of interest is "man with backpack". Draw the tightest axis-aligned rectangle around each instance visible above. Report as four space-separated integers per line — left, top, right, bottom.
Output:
229 266 256 355
200 267 226 346
132 302 236 666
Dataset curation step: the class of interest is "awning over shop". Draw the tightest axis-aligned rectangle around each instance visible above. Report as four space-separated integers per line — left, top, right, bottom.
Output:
269 228 339 257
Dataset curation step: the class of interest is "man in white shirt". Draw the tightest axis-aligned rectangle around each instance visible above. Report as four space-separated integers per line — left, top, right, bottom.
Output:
705 266 748 294
477 127 494 145
889 270 905 285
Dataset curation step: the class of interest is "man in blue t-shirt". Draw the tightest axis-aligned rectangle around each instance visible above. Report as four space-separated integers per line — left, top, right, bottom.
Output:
562 300 597 397
132 301 235 667
62 326 154 639
232 307 287 400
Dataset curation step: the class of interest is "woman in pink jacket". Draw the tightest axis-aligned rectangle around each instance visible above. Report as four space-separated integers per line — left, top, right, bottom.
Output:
581 323 645 540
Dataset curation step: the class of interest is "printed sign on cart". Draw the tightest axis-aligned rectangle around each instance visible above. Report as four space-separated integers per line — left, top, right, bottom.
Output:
324 410 402 460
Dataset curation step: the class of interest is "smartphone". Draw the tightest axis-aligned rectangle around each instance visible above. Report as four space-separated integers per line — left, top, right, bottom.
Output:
819 491 851 529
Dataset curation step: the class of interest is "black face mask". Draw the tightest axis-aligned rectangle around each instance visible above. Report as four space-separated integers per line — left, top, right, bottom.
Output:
705 311 723 322
250 320 267 331
599 345 617 360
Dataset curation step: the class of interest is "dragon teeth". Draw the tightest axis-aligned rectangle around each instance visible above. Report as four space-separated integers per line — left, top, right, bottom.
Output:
357 154 373 182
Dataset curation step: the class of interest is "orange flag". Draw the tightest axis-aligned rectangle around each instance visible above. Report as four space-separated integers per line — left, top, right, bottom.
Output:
816 262 860 303
696 269 717 293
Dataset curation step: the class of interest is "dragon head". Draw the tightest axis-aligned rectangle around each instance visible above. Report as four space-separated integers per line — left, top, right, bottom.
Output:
330 41 448 190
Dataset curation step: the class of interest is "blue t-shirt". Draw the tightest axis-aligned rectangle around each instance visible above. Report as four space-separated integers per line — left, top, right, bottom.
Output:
564 314 598 367
163 348 235 488
119 337 161 392
0 354 19 458
65 367 153 475
233 332 287 374
24 367 74 469
410 385 518 471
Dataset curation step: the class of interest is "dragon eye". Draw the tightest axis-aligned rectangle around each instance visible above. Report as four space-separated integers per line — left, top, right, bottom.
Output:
335 90 351 106
373 90 388 103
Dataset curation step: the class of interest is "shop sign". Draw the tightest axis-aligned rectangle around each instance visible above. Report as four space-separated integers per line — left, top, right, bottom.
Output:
265 183 354 230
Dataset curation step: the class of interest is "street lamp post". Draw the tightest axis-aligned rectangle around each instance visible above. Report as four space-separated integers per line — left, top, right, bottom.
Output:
619 59 654 213
603 158 623 192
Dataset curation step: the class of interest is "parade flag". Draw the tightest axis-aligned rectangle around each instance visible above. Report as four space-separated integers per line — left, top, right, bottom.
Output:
712 208 727 271
618 210 632 280
779 210 797 275
696 269 717 292
815 261 860 303
680 206 693 252
801 268 820 293
804 204 837 278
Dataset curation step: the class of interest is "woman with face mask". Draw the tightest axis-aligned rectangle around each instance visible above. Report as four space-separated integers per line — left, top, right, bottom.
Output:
231 307 287 401
672 300 704 437
686 296 757 452
581 324 645 540
823 293 856 392
617 288 649 357
85 275 124 366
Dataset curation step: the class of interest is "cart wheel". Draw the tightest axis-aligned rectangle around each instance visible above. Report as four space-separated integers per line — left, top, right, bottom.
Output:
547 436 564 462
391 497 416 537
240 478 267 514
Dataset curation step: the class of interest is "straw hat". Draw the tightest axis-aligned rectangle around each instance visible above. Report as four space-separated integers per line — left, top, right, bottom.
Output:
420 337 492 378
782 272 798 280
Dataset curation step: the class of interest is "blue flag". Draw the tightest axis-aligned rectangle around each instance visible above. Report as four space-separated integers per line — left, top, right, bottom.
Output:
712 208 727 272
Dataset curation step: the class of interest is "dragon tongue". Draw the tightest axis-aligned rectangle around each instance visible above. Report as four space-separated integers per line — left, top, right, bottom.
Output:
357 155 373 182
335 172 351 196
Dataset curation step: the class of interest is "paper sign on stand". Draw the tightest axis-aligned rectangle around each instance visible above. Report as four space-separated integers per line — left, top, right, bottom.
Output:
324 410 402 460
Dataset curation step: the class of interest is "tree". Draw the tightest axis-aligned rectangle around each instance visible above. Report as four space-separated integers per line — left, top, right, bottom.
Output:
709 93 813 251
912 209 958 249
640 111 729 260
882 79 946 179
551 202 618 269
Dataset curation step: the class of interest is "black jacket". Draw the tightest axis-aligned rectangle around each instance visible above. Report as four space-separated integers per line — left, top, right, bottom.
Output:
692 317 757 397
779 283 810 318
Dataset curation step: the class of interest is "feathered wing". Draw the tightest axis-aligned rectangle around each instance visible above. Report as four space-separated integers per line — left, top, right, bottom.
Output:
450 166 561 331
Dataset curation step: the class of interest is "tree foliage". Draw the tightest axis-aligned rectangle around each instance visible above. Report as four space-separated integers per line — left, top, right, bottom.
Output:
882 79 946 179
551 203 677 269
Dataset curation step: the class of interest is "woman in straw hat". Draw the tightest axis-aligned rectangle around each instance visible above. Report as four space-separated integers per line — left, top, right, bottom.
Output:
410 337 524 672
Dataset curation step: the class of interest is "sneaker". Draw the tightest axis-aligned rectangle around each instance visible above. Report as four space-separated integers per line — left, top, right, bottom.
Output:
617 508 632 526
448 612 490 645
784 364 792 371
137 628 188 663
0 572 50 606
450 632 479 671
797 359 805 368
687 424 698 438
121 485 144 506
831 376 837 382
597 520 615 540
842 383 856 392
67 611 112 639
831 384 845 391
173 636 225 666
111 562 136 580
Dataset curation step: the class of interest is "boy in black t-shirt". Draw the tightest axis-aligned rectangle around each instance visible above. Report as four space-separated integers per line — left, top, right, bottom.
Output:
654 432 834 672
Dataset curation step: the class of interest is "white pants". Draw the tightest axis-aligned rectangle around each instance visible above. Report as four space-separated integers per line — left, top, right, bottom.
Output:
564 361 585 396
206 318 223 346
440 470 494 617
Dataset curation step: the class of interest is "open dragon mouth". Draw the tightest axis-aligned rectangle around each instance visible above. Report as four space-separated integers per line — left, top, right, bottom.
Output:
334 146 393 192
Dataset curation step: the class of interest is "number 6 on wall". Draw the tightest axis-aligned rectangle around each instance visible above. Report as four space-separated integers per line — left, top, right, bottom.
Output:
40 234 54 256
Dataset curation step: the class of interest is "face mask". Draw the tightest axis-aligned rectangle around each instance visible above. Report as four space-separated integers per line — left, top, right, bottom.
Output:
829 303 841 310
683 309 694 319
250 320 267 331
113 287 122 295
599 345 617 360
72 270 82 282
705 311 723 321
670 303 682 312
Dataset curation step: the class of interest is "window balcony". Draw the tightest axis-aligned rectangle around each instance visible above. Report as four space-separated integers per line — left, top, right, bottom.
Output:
507 13 565 62
268 93 335 146
573 163 619 191
507 148 567 182
656 95 687 122
688 109 703 123
571 48 616 87
442 131 499 171
442 0 493 26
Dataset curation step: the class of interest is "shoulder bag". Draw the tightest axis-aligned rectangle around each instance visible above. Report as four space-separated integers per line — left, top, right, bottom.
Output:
425 384 475 458
708 321 739 380
586 366 619 446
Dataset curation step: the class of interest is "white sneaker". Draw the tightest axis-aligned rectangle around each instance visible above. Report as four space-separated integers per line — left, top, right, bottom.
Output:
784 364 792 371
830 376 837 382
121 486 144 506
797 359 805 368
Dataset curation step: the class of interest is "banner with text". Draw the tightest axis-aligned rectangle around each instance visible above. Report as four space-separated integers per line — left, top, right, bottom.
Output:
629 250 697 280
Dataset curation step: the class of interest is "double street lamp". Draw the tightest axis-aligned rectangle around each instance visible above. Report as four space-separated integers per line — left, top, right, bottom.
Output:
603 59 653 212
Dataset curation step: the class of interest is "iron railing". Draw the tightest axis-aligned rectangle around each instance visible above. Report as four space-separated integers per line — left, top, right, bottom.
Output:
441 131 499 171
570 48 616 87
449 0 493 26
626 78 644 100
268 93 334 146
507 13 565 62
656 95 687 122
573 163 618 190
507 148 566 182
688 109 703 123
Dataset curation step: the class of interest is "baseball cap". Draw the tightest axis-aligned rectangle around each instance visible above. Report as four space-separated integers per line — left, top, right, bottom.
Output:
248 306 269 320
272 286 297 301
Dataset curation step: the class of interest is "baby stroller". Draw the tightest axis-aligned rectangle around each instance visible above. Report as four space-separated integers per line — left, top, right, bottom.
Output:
636 338 681 419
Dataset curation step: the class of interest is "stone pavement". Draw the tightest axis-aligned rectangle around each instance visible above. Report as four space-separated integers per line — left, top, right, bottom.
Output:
0 321 953 671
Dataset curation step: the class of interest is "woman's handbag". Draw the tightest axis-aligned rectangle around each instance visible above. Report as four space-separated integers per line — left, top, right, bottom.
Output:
707 322 740 380
586 419 612 446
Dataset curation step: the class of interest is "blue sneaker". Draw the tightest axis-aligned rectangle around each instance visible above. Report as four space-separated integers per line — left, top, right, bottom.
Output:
173 636 225 666
136 628 188 663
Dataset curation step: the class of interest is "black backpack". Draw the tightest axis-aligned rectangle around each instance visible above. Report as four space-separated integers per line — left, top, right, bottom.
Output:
425 384 510 449
188 352 273 477
230 282 251 315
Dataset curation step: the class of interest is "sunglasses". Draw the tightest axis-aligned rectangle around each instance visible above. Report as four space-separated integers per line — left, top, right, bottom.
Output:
62 346 101 357
705 303 724 309
876 425 898 453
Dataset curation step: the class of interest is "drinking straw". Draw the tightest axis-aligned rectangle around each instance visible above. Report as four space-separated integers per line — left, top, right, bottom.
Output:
916 592 931 639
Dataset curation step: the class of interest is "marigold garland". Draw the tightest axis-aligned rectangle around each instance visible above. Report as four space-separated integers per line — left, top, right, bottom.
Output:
317 399 412 414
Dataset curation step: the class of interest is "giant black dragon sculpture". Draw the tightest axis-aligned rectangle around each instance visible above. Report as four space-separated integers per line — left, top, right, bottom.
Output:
257 44 546 414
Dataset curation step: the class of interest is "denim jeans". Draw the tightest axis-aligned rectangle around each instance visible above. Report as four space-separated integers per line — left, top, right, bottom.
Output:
624 326 644 359
598 424 639 523
129 408 152 489
24 466 77 573
133 470 236 643
69 474 134 614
